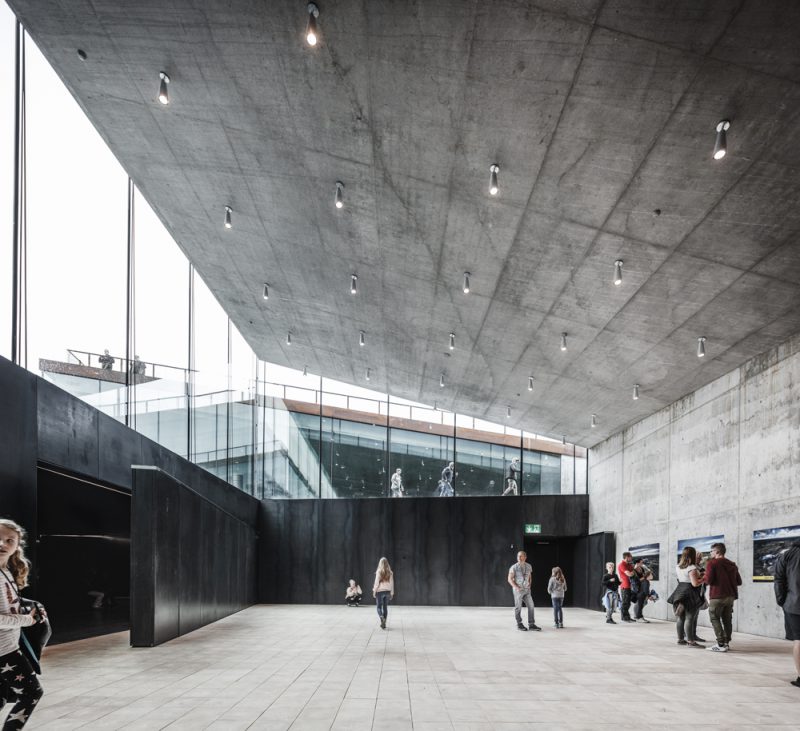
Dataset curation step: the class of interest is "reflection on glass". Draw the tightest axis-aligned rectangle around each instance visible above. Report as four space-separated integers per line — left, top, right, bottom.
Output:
320 411 387 498
521 449 562 495
0 6 14 359
388 427 454 498
230 323 256 494
456 437 520 497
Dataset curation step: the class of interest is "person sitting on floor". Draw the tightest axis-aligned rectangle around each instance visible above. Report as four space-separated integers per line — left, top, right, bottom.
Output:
346 579 363 607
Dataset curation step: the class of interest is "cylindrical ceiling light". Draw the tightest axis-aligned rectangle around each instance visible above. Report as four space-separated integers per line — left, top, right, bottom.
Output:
306 3 320 46
562 435 566 445
224 206 232 229
528 375 534 391
350 273 358 295
713 120 730 160
359 330 365 347
633 383 640 400
262 283 269 300
365 367 371 382
591 414 597 428
697 336 707 358
158 72 170 105
286 331 292 346
335 181 344 209
561 332 568 352
506 406 511 419
440 373 445 388
614 259 623 286
489 164 500 196
302 364 308 376
449 332 455 350
462 271 471 294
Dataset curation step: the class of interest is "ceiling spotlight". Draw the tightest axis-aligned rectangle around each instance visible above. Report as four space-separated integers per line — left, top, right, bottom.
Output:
506 406 511 419
713 120 730 160
359 330 365 347
614 259 623 286
365 367 371 382
286 331 292 346
697 336 706 358
633 383 640 400
489 164 500 196
224 206 232 229
350 273 358 295
302 364 308 376
562 435 566 445
306 3 320 46
463 271 471 294
440 373 445 388
591 414 597 428
528 376 534 392
335 181 344 209
449 332 455 350
262 283 269 300
560 332 568 352
158 72 170 105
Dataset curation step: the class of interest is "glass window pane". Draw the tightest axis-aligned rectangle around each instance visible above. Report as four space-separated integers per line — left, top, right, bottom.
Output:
388 427 453 498
0 7 14 360
26 33 127 408
455 437 520 497
230 323 256 494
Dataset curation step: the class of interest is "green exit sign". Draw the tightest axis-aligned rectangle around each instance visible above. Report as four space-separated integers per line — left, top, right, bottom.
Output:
524 523 541 534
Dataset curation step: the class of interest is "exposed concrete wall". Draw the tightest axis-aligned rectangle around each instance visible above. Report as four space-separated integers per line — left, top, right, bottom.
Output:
588 333 800 639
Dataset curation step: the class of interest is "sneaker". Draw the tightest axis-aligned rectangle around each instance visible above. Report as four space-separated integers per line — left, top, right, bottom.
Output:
529 624 542 631
636 618 650 623
558 623 564 629
686 641 703 648
606 618 616 624
694 636 707 642
380 617 386 629
621 618 635 623
707 644 728 652
790 677 800 688
677 639 687 645
517 624 528 631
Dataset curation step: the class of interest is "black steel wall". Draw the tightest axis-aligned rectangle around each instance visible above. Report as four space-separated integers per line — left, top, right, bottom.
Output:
571 532 615 610
259 494 589 606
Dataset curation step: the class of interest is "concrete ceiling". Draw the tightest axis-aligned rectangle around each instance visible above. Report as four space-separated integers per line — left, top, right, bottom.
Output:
11 0 800 447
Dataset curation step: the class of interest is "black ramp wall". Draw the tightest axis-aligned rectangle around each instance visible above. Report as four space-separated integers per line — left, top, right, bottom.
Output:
259 495 589 606
571 532 615 610
131 467 258 646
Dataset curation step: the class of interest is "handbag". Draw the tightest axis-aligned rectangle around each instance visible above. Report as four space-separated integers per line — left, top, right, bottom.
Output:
0 569 52 675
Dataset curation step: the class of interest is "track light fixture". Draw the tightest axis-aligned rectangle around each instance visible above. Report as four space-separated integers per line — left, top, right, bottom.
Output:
506 406 511 419
562 435 566 445
489 164 500 196
614 259 623 286
158 72 170 105
350 273 358 295
302 365 308 376
365 367 371 382
528 376 534 391
286 331 292 346
697 336 706 358
440 373 445 388
713 120 730 160
591 414 597 428
463 271 470 294
633 383 640 400
262 283 269 300
561 332 568 352
224 206 232 229
335 181 344 209
359 330 365 347
306 3 320 46
449 332 455 350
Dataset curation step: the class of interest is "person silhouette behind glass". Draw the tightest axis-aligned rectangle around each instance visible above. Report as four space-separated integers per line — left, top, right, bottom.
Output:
98 349 115 370
390 468 404 498
503 457 521 495
438 462 454 497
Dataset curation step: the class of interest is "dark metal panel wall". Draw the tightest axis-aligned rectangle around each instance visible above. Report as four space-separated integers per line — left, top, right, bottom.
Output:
131 467 258 647
259 495 589 606
571 531 616 610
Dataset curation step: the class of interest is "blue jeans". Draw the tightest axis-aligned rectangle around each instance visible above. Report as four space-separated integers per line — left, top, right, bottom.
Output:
552 597 563 625
376 591 390 620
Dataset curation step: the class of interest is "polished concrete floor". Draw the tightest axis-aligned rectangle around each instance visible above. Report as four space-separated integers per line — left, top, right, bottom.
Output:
17 605 800 730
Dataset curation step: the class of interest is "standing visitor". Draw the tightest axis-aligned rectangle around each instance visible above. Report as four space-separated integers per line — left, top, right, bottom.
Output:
372 558 394 629
774 536 800 687
617 552 635 622
632 558 653 623
502 457 521 495
0 518 45 728
507 551 541 632
601 562 620 623
438 462 454 497
547 567 567 628
390 469 404 498
704 542 742 653
669 546 704 647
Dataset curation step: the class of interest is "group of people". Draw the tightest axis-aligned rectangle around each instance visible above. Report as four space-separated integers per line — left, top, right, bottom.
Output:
507 550 567 630
602 553 657 625
388 458 524 498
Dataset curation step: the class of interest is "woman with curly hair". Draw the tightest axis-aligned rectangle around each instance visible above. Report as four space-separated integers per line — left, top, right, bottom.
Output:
0 518 44 728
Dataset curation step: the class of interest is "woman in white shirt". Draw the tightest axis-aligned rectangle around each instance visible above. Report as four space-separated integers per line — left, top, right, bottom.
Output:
345 579 362 607
673 546 704 647
372 557 395 629
0 518 44 727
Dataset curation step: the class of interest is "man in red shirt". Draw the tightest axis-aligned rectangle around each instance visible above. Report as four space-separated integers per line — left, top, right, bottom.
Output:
704 542 742 652
617 552 635 622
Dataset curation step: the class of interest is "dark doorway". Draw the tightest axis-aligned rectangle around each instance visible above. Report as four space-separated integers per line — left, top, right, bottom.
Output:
523 537 576 610
36 466 131 643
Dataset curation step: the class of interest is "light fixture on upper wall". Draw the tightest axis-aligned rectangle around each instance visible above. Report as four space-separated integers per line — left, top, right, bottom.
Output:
440 373 445 388
449 332 455 350
359 330 365 347
350 273 358 295
302 364 308 376
528 375 534 391
224 206 232 229
335 181 344 209
158 72 170 105
262 283 269 300
560 332 568 352
614 259 623 286
365 367 371 382
713 120 730 160
306 3 320 46
633 383 640 400
591 414 597 428
697 336 706 358
286 331 292 346
462 271 471 294
489 164 500 196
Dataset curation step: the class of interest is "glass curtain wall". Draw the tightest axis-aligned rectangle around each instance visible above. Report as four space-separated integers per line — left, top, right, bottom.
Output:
0 6 13 360
230 323 256 493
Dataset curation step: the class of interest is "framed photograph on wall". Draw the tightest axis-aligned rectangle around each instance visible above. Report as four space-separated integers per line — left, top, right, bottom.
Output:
753 525 800 582
677 535 724 563
629 542 660 581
